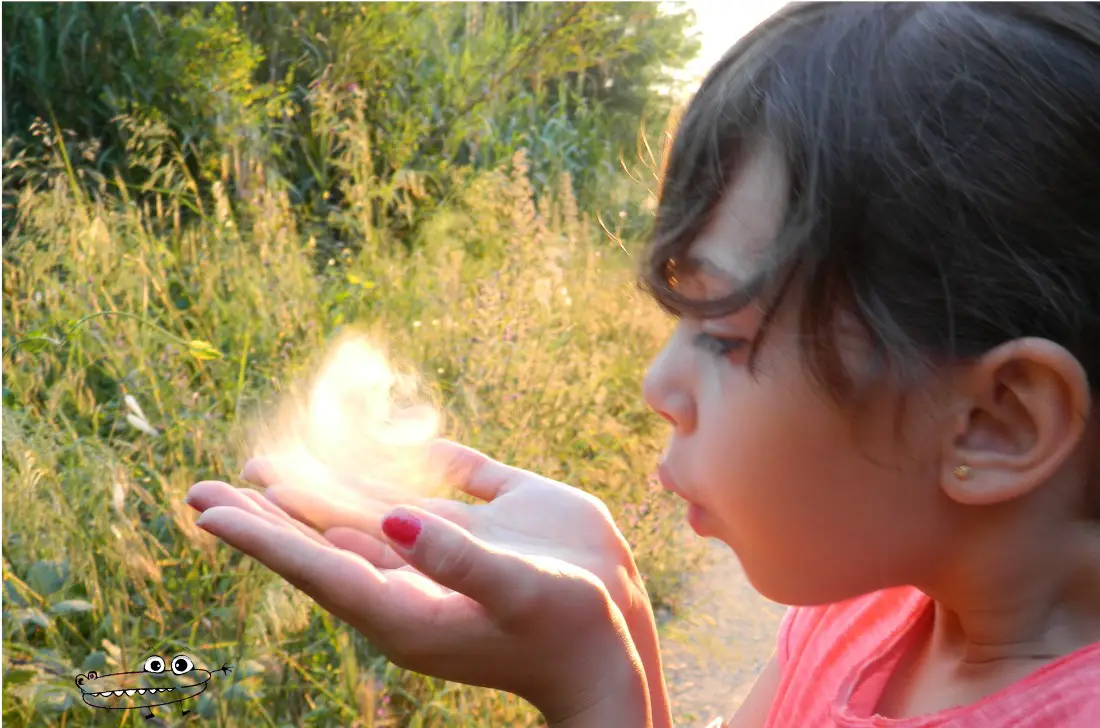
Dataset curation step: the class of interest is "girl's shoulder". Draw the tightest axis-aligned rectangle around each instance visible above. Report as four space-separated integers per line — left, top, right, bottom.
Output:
764 586 928 726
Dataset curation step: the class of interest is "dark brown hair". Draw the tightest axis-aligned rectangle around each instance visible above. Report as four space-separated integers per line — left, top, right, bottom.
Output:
640 2 1100 403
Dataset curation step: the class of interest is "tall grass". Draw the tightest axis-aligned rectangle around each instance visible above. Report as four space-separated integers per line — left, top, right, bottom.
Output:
1 111 706 726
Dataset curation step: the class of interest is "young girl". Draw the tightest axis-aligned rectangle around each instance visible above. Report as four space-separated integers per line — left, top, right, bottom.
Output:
187 3 1100 726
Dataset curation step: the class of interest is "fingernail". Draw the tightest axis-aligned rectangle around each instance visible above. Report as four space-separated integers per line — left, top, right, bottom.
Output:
381 512 422 548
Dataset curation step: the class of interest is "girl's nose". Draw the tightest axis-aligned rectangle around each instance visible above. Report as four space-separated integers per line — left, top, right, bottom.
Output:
643 358 696 434
654 391 695 433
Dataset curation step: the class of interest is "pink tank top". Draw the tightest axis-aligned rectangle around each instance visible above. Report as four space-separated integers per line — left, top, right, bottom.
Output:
760 587 1100 727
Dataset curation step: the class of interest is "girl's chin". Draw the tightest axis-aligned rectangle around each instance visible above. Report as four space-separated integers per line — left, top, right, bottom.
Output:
687 503 709 535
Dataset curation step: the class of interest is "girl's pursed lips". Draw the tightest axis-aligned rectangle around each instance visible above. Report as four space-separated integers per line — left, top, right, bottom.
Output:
657 461 694 503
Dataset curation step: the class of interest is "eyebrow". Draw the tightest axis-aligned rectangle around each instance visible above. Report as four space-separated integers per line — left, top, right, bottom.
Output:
667 251 773 317
683 255 746 283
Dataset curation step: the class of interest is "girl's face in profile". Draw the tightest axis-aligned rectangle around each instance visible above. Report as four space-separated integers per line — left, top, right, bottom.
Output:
642 143 956 607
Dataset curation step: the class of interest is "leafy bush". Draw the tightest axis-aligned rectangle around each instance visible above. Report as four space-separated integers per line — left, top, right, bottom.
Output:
3 2 699 245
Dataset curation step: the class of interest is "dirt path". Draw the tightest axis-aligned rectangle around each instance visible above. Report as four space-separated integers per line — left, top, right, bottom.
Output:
659 538 788 727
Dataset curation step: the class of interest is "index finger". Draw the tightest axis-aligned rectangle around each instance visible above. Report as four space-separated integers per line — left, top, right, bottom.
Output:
195 506 426 639
428 439 518 502
195 505 379 602
186 480 331 546
243 452 422 506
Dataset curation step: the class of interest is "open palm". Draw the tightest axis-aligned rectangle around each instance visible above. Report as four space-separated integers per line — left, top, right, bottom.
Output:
225 439 672 726
184 471 647 724
239 441 642 613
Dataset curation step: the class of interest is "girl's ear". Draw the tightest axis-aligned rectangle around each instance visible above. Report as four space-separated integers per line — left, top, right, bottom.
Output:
941 338 1091 507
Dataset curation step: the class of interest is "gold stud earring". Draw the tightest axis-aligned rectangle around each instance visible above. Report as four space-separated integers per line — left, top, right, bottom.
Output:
953 465 972 480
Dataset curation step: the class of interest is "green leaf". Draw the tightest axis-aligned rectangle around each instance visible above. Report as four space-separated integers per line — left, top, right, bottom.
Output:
3 669 38 685
11 608 53 630
188 339 223 361
209 607 236 621
236 659 266 677
17 335 54 353
80 651 107 673
32 685 74 714
2 386 14 407
26 560 69 597
31 648 71 675
51 599 95 616
196 693 217 719
222 683 257 701
4 580 28 607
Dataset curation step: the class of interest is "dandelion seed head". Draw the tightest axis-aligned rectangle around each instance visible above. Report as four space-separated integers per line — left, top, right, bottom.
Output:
246 330 448 508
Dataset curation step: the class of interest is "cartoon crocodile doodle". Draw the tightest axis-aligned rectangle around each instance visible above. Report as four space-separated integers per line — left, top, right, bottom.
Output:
75 654 232 719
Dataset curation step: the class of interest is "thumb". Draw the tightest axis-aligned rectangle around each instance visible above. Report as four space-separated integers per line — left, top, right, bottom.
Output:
380 506 532 615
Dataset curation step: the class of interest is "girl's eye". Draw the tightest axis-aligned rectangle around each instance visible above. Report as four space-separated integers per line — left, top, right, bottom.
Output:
693 332 750 358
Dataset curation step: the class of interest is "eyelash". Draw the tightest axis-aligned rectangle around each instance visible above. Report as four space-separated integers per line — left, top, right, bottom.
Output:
693 332 750 358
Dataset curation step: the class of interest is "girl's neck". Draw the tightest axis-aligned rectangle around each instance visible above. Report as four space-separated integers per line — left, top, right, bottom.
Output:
923 516 1100 667
875 517 1100 719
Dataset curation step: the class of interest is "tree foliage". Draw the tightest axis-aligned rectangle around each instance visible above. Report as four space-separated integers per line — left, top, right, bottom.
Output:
3 2 699 244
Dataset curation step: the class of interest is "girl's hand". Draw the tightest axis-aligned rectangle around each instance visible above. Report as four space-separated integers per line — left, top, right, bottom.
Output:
185 481 651 726
228 440 673 728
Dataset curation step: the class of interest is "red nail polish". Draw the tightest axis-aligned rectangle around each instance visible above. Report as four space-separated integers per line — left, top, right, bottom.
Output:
382 513 422 548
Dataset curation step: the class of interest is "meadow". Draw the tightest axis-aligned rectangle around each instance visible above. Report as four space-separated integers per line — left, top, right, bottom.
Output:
1 103 709 726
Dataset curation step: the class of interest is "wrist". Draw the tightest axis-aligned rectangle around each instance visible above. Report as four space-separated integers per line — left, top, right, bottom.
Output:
625 607 673 728
618 574 673 728
545 654 651 728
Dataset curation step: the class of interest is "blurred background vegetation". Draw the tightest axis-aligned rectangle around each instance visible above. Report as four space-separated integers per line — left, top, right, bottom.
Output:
3 1 699 246
2 2 711 726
